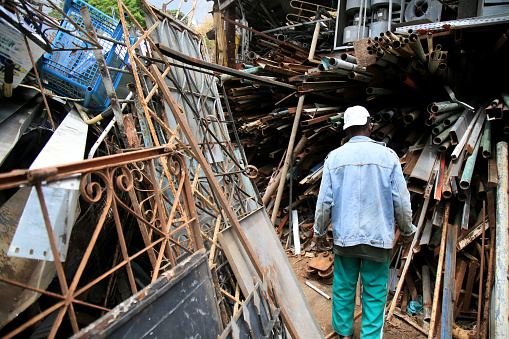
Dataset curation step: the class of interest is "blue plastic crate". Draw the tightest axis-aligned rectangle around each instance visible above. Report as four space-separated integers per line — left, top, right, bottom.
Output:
37 0 129 111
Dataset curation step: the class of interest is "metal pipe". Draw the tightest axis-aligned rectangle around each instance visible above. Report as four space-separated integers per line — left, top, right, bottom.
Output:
340 53 357 64
459 135 482 190
409 33 426 63
376 124 398 139
218 66 263 83
383 109 396 121
3 58 14 98
386 30 400 42
328 57 367 73
403 110 421 124
428 50 441 74
377 50 398 64
443 112 462 126
366 87 396 95
482 120 492 158
432 121 448 135
433 124 455 145
427 32 433 54
348 71 372 82
476 178 487 201
328 112 344 123
438 139 452 153
494 141 509 338
430 101 461 114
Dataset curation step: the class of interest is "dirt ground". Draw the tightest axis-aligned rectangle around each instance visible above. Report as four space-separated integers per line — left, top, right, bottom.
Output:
289 254 426 339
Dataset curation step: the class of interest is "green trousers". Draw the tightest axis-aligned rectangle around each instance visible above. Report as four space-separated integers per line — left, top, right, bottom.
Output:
332 254 390 338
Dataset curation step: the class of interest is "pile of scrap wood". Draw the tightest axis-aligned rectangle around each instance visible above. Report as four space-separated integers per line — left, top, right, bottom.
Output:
219 19 509 337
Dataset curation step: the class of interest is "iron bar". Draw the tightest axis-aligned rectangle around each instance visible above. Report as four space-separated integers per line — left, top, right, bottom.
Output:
0 145 174 190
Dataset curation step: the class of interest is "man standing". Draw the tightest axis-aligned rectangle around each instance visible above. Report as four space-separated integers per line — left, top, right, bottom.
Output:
313 106 415 339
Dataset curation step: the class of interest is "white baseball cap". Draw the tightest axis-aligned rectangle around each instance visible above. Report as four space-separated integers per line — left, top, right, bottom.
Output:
343 105 371 130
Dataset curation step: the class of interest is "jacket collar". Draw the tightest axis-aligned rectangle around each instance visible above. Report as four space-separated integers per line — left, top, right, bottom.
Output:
347 136 386 146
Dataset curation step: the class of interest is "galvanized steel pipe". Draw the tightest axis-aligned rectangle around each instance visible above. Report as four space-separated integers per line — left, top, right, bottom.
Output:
340 53 357 64
443 112 462 126
482 120 492 158
409 33 427 63
348 71 372 82
459 136 481 190
328 57 367 73
433 124 455 145
430 101 461 113
494 141 509 338
366 87 396 95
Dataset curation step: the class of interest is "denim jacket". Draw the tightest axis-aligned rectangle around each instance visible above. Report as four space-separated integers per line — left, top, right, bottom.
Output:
313 136 416 249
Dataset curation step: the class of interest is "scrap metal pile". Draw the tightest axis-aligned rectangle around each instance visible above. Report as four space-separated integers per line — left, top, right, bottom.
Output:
219 14 509 338
0 0 323 338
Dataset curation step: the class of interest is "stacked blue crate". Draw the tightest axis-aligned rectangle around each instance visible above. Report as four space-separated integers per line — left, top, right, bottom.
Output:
37 0 129 111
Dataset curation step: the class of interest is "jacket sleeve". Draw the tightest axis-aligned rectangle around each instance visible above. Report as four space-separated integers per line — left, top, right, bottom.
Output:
391 159 416 236
313 159 334 237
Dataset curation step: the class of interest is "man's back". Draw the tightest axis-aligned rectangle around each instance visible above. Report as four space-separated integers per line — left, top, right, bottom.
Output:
315 135 412 249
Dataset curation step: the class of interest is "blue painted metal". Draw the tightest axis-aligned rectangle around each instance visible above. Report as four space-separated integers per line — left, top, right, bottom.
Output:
440 223 458 338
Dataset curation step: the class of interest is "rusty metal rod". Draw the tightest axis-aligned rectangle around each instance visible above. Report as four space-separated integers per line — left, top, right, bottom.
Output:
0 145 173 190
